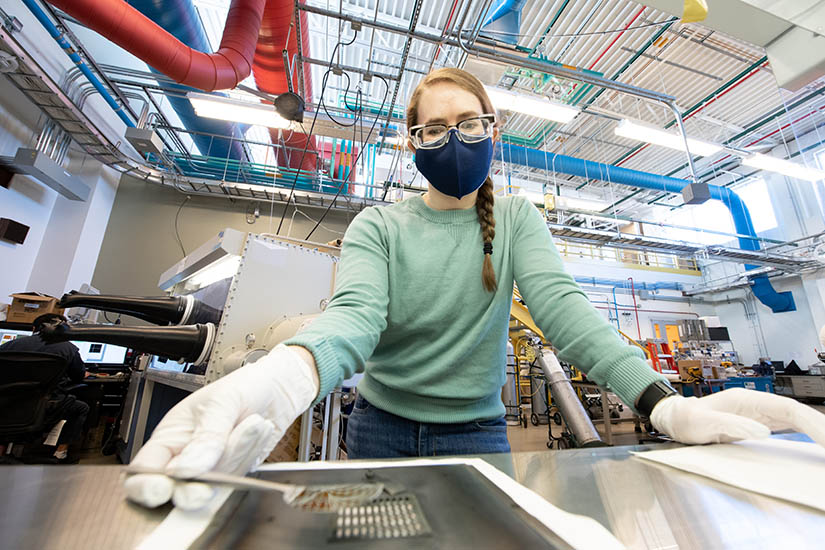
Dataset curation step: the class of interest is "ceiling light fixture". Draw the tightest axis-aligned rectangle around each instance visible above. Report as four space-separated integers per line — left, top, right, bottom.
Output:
484 86 580 124
188 92 292 129
614 119 722 157
741 153 825 182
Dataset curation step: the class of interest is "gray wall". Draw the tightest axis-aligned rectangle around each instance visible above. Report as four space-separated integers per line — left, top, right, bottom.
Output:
91 174 353 298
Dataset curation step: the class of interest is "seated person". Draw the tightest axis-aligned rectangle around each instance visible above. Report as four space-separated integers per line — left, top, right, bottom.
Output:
0 313 89 462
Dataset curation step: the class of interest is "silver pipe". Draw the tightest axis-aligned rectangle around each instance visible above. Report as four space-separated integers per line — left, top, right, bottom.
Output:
535 349 603 447
468 0 496 46
668 102 700 183
56 134 71 164
365 0 380 77
137 101 150 129
299 55 398 81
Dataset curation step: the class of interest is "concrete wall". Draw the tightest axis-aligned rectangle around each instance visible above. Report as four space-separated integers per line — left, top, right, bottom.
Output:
90 174 351 298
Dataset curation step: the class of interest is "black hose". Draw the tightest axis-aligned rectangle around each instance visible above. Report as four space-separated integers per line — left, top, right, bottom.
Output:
41 323 212 364
59 292 221 326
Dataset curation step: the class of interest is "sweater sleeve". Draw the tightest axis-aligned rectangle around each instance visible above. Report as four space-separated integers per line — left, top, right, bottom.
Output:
511 197 665 411
282 207 390 402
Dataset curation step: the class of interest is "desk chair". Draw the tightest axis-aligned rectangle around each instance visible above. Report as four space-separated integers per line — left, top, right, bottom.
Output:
0 351 68 462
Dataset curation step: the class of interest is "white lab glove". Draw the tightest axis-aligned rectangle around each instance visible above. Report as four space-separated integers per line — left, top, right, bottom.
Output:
650 388 825 447
123 344 319 510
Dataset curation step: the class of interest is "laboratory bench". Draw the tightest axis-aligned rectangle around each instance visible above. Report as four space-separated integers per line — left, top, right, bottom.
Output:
775 374 825 400
0 435 821 550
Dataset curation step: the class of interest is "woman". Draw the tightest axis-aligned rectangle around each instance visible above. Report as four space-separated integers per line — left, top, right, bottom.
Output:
126 69 825 508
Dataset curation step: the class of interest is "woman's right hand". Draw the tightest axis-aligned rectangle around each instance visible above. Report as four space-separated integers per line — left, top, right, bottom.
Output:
123 344 319 510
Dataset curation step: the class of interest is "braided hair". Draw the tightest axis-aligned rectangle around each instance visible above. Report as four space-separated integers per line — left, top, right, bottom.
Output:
407 68 499 292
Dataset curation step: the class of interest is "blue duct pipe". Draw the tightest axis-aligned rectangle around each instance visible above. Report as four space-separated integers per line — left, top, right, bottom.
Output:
498 142 796 313
23 0 134 128
480 0 528 46
128 0 246 160
611 287 620 329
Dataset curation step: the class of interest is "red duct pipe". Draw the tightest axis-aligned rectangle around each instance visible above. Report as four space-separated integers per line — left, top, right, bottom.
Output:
47 0 266 91
253 0 317 171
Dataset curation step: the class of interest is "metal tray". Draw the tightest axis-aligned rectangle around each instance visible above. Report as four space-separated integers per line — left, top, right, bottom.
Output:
193 464 575 549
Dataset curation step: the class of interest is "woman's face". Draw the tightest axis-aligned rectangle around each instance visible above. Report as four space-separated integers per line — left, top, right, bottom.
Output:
407 81 498 153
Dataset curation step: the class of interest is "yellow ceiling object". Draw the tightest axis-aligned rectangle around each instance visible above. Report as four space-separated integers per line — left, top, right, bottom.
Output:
682 0 709 23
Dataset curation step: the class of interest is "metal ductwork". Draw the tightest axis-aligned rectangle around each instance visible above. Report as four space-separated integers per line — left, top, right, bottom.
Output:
128 0 247 159
479 0 528 46
58 292 222 326
535 349 604 448
497 142 797 313
253 0 318 171
0 148 89 201
45 0 267 91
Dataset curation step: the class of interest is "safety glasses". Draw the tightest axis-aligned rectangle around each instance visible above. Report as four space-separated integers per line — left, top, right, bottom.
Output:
408 114 496 149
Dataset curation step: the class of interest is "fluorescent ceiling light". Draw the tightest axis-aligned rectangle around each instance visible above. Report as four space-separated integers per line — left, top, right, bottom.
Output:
614 119 722 157
188 92 291 129
555 195 610 212
741 153 825 182
484 86 580 124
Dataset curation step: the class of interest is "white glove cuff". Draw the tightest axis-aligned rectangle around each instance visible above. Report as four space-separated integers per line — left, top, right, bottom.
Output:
649 393 685 436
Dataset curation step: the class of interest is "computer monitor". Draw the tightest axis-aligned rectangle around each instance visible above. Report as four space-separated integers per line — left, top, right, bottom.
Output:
0 328 128 365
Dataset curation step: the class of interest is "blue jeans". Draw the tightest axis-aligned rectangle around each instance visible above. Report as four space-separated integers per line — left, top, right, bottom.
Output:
345 395 511 459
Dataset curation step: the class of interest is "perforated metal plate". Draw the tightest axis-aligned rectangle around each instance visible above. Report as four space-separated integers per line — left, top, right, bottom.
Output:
194 465 574 549
332 494 432 541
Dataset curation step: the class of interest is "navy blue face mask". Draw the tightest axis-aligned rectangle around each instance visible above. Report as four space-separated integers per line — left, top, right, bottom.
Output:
414 130 494 199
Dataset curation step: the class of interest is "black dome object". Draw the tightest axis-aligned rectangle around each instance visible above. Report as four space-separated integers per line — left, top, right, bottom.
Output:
273 92 305 123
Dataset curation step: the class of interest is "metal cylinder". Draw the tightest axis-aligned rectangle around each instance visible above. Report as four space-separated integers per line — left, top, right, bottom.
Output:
536 349 603 447
529 365 549 420
502 342 520 425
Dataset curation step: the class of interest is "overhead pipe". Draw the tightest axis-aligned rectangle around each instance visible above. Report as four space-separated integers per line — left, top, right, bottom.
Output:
45 0 266 91
21 0 134 127
498 142 796 313
253 0 317 171
478 0 527 46
128 0 247 159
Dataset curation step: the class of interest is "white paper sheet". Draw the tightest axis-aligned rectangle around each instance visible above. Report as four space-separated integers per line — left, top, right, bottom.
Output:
44 420 65 446
139 456 625 550
631 439 825 512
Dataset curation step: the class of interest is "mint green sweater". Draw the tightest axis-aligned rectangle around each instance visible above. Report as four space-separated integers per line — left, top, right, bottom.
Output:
284 194 665 423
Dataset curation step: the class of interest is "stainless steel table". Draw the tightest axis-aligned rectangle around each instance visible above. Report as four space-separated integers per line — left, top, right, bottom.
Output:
1 438 822 550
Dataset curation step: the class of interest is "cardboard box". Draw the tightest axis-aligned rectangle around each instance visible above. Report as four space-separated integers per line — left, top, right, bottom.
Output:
711 366 728 380
677 359 702 380
6 292 64 324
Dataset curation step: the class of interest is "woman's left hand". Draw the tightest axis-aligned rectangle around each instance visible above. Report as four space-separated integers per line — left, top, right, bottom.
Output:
650 388 825 447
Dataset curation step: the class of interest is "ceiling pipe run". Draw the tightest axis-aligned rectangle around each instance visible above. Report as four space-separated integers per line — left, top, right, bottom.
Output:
253 0 317 171
45 0 266 91
498 142 796 313
128 0 247 159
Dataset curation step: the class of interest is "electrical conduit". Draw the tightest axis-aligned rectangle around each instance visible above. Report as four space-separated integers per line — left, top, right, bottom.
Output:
497 142 796 313
22 0 134 127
